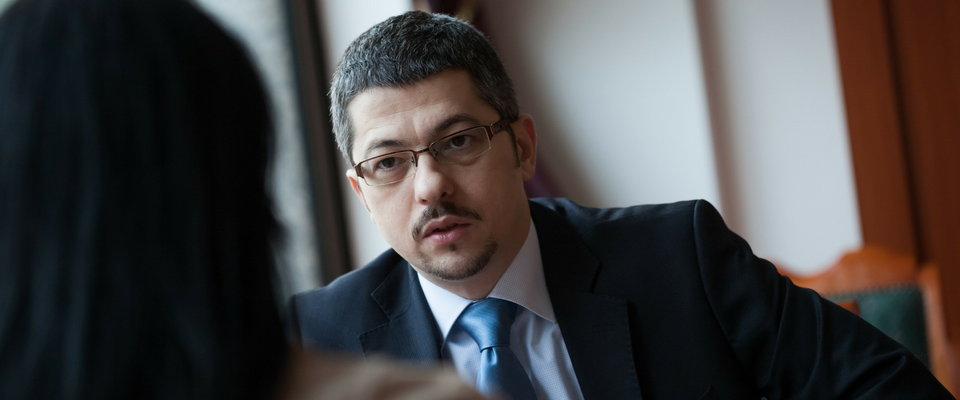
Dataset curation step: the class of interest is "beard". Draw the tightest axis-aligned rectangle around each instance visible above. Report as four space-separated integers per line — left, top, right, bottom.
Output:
416 238 498 281
410 201 497 281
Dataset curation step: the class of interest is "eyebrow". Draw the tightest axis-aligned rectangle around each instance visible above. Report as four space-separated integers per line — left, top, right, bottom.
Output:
361 113 483 159
428 113 482 139
362 138 408 160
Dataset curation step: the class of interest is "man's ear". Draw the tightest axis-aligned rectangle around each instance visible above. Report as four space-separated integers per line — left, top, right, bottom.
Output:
513 114 537 181
346 169 373 219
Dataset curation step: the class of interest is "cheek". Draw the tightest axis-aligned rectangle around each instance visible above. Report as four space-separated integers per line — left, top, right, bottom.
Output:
369 193 413 240
461 167 524 216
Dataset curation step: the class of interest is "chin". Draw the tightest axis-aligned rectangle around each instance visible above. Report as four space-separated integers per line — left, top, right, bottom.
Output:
416 239 498 282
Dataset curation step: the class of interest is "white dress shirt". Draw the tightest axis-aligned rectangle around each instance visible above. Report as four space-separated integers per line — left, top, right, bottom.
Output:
417 222 585 400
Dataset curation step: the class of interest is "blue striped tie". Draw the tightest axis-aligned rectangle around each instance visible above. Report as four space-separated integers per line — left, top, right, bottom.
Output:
455 298 538 400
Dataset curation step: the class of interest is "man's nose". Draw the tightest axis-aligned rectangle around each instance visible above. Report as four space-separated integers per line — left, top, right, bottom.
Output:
413 154 453 205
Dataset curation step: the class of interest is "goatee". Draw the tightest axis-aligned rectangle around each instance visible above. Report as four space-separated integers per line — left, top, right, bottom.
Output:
416 239 498 281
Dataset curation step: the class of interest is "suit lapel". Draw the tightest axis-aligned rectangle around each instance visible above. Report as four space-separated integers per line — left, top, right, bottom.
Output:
359 261 443 362
531 202 643 400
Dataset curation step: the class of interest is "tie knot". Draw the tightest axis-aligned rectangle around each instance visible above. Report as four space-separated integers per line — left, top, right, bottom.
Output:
455 298 518 350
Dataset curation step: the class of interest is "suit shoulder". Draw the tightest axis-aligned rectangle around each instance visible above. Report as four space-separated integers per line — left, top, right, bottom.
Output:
292 249 406 352
295 249 405 306
531 197 709 235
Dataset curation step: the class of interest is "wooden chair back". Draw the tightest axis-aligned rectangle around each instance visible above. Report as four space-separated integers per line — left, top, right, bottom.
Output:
778 246 957 395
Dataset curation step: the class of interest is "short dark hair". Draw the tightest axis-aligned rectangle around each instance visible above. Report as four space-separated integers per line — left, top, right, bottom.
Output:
331 11 519 164
0 0 287 399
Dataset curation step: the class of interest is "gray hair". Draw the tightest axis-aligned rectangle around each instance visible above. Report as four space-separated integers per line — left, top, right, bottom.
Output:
331 11 519 164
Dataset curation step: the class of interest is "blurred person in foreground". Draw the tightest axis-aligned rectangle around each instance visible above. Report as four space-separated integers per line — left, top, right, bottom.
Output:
0 1 484 399
290 11 953 400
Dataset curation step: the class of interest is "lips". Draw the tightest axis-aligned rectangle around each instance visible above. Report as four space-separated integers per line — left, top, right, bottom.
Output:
420 216 471 240
420 216 471 244
429 223 460 234
411 202 482 244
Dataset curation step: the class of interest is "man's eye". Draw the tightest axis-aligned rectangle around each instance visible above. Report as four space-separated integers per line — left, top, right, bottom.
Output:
374 156 404 170
445 133 476 150
450 135 470 148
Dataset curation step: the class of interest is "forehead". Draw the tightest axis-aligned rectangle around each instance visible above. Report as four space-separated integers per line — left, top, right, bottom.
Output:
347 70 498 160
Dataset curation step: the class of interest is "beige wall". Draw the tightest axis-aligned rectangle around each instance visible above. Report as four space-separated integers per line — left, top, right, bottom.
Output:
484 0 720 209
695 0 861 272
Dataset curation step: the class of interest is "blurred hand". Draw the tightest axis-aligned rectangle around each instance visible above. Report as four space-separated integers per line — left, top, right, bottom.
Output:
283 350 491 400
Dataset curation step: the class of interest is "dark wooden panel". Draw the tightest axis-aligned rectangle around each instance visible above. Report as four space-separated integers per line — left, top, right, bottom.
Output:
888 0 960 344
830 0 917 257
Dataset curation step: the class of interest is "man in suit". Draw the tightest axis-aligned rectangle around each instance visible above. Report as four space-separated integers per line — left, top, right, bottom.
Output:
292 11 952 400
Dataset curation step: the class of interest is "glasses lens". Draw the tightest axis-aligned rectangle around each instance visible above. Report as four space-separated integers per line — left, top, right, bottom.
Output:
434 127 491 164
360 152 415 186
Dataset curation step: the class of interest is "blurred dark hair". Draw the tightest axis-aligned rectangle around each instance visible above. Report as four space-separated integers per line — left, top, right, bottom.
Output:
0 0 288 399
331 11 519 164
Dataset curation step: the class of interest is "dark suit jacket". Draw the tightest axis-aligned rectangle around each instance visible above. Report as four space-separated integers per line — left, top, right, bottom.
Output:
292 199 952 399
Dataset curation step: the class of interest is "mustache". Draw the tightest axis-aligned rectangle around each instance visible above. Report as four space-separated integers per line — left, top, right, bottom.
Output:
411 202 481 241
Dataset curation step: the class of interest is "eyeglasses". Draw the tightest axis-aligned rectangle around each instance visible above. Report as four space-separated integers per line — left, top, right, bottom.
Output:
353 118 512 187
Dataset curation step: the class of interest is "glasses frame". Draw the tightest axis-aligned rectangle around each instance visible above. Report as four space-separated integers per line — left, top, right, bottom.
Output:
353 118 513 187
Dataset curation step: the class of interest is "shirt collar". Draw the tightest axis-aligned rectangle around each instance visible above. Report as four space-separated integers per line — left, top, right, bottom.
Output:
417 221 555 340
